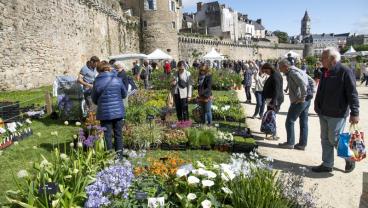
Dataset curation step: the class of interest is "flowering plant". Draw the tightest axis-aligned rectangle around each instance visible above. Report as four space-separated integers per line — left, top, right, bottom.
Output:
85 161 135 208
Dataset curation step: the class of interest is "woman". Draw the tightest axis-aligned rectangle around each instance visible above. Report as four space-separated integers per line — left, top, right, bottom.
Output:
262 63 284 113
171 61 192 122
197 65 213 125
251 62 269 119
243 63 254 103
313 61 323 85
92 62 127 158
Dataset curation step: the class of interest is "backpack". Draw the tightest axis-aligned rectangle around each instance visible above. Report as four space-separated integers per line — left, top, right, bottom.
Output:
305 76 315 101
260 110 277 135
140 70 147 80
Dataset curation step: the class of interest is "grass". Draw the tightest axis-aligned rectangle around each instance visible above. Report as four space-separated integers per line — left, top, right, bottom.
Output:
0 86 52 107
0 118 79 204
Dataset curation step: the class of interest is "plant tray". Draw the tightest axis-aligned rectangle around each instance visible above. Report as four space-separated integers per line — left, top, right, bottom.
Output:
0 140 13 150
161 143 187 151
232 143 258 153
213 144 232 152
0 101 20 122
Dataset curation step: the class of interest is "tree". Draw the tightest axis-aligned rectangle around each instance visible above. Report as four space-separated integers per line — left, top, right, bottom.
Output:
305 56 317 66
341 44 368 53
273 30 289 43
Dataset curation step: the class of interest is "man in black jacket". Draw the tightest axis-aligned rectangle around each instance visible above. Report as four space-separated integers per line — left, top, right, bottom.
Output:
312 47 360 173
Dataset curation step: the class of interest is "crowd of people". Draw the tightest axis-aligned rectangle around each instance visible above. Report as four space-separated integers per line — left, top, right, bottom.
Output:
76 46 360 173
241 48 360 173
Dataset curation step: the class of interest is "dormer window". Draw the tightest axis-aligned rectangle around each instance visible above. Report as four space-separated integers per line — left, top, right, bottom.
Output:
169 0 176 12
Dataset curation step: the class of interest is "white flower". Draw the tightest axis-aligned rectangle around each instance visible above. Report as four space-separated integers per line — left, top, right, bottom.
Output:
202 180 214 187
266 156 273 163
213 164 220 169
201 199 212 208
25 119 32 124
33 146 37 149
77 142 83 148
70 143 74 148
187 193 197 201
192 168 207 176
17 170 29 178
60 153 68 160
148 197 165 208
52 199 59 207
36 132 42 137
51 131 58 136
64 121 69 125
75 122 81 126
222 187 233 194
221 171 236 182
205 171 217 179
14 141 19 145
197 161 206 168
17 122 23 127
73 135 78 139
187 176 200 185
211 105 218 111
40 159 50 168
0 127 6 134
73 169 79 174
176 168 190 178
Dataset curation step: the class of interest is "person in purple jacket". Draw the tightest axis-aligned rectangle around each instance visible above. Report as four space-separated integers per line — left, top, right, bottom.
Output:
312 47 360 173
92 62 127 159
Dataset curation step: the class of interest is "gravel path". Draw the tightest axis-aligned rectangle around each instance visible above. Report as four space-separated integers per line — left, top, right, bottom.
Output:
237 77 368 208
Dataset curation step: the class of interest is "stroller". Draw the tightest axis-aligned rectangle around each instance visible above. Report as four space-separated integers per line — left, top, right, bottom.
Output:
53 76 86 121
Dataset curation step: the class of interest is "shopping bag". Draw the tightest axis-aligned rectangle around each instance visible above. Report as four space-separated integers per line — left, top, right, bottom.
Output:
349 125 366 161
337 124 366 161
337 132 353 159
260 110 276 135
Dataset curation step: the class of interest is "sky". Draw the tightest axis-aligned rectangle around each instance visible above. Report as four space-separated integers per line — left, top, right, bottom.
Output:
182 0 368 36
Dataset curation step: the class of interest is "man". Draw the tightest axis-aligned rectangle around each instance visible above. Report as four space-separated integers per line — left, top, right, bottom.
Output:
278 58 309 150
141 61 152 89
78 56 100 112
132 61 140 79
313 61 323 85
312 47 359 173
361 62 367 86
243 63 253 103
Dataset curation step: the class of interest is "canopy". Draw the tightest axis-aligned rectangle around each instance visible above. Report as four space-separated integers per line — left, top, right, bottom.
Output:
147 49 173 60
202 48 224 60
284 50 301 58
343 46 359 57
109 53 148 61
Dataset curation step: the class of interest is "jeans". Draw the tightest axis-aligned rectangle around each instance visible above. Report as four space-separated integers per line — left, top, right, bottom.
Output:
200 101 212 124
101 118 124 155
244 86 251 102
84 91 97 112
253 91 265 117
174 94 189 121
285 100 311 145
319 115 347 168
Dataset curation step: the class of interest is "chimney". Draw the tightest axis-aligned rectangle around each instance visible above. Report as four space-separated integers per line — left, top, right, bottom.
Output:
256 19 262 25
197 2 202 12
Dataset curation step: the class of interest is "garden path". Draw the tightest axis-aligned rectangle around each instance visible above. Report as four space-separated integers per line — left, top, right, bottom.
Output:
237 77 368 208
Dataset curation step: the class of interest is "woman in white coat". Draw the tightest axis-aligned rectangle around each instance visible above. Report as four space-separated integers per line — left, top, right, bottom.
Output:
251 62 269 119
171 61 193 121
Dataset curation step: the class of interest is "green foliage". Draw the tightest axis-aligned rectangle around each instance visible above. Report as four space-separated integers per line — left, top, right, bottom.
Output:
305 56 318 67
341 44 368 53
229 170 293 208
273 30 289 44
186 128 201 148
124 123 164 149
6 142 114 207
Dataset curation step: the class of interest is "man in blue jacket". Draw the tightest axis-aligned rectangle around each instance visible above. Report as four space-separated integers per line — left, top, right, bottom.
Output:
312 47 360 173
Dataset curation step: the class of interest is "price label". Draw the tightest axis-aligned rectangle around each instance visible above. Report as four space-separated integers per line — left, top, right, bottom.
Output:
146 115 155 120
38 182 58 195
136 191 148 200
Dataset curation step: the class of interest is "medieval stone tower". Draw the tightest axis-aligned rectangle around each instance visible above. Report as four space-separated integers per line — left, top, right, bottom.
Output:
301 10 311 37
124 0 182 60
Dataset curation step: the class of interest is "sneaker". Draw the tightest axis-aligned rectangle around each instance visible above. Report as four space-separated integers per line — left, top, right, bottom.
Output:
345 160 356 173
294 144 306 150
278 142 294 149
311 164 332 173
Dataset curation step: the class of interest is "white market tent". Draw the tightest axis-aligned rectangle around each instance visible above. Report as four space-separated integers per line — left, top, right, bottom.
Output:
147 49 173 60
109 53 148 61
202 48 224 60
343 46 358 57
283 50 301 58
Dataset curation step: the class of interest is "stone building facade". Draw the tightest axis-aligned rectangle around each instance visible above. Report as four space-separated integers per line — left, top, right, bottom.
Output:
0 0 140 91
347 34 368 46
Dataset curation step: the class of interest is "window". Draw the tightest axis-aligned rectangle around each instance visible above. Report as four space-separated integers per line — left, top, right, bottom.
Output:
144 0 156 10
172 21 176 29
169 0 175 12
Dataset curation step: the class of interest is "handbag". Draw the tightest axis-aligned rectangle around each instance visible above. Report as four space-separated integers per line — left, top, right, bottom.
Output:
177 73 188 89
260 110 276 135
337 124 366 161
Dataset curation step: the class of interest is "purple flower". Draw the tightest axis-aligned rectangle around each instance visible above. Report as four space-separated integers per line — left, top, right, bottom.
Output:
87 125 92 130
85 162 135 208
